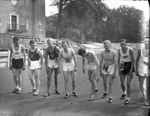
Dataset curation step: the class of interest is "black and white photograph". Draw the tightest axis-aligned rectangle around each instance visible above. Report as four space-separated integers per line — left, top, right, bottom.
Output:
0 0 149 116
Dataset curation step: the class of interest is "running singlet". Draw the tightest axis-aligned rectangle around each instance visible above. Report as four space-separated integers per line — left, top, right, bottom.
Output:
28 48 40 61
61 48 73 63
119 47 131 63
138 47 149 76
47 46 59 60
12 44 24 59
119 47 134 74
11 44 24 69
86 51 97 71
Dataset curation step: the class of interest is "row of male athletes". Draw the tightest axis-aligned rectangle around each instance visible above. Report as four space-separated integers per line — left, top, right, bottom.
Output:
8 36 149 106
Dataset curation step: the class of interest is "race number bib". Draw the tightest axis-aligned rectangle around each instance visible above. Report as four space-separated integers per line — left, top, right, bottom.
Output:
65 58 71 63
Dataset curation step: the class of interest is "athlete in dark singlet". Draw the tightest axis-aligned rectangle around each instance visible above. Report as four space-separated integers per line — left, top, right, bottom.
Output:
43 39 61 97
28 40 43 96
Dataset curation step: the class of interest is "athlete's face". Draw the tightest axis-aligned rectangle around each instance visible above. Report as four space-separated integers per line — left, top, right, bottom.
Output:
47 40 53 48
120 41 127 50
62 42 68 51
30 42 36 49
13 39 19 46
103 43 111 51
144 41 149 49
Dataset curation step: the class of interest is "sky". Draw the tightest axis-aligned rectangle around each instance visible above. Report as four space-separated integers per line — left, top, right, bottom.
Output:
45 0 149 21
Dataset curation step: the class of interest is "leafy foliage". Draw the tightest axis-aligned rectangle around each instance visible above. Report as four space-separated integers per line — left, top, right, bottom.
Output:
46 0 145 43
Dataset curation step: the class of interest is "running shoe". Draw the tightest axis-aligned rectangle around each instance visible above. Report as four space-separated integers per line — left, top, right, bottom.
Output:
33 90 39 96
124 98 130 104
12 88 18 93
101 93 108 99
72 92 78 97
108 97 112 103
120 94 126 100
95 89 98 93
88 94 95 101
43 92 50 97
55 90 61 95
144 102 149 106
140 96 145 102
15 88 21 94
64 93 69 99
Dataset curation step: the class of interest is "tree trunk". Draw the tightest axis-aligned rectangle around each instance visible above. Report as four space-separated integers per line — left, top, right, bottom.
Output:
56 0 63 39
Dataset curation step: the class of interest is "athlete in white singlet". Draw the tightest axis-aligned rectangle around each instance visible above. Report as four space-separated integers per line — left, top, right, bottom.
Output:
59 41 78 98
136 38 149 106
9 36 26 94
118 39 135 104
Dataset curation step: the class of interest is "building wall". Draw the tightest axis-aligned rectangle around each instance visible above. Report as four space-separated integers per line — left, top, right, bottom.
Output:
0 0 45 40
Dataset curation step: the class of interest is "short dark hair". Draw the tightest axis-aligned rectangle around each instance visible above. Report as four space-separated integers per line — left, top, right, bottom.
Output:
29 40 35 45
78 48 86 56
13 36 19 41
120 39 127 43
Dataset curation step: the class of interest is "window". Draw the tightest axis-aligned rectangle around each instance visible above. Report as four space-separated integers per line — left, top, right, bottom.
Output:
10 13 19 30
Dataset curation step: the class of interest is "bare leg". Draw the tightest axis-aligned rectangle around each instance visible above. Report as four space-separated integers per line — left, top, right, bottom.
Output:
34 69 40 92
54 68 59 92
126 73 133 99
46 68 53 93
63 71 69 95
120 74 126 94
138 76 145 99
70 70 76 93
28 70 36 90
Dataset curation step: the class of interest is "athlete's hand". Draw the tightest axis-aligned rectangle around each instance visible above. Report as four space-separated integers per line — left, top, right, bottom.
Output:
9 65 12 70
112 73 116 80
28 61 31 67
23 65 25 71
118 70 122 76
58 68 61 73
128 71 133 77
135 70 139 76
100 72 104 78
46 66 48 74
40 66 42 70
74 67 77 72
83 69 85 73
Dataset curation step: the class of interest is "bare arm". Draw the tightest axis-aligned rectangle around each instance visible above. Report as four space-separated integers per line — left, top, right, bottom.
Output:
45 48 48 68
37 49 43 68
58 50 63 72
99 52 103 75
9 47 13 69
92 52 99 67
72 49 77 70
21 46 26 69
113 51 117 75
117 49 121 74
135 49 140 75
129 48 135 73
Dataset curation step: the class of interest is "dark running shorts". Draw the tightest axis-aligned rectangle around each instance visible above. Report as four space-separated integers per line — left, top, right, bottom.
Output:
120 62 135 75
12 58 24 69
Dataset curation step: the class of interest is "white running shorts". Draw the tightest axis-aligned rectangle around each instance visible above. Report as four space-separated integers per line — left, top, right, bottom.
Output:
102 64 114 75
63 61 75 72
29 60 40 70
48 59 58 68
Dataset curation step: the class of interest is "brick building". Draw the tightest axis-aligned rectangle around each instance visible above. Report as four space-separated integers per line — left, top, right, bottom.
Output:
0 0 46 49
